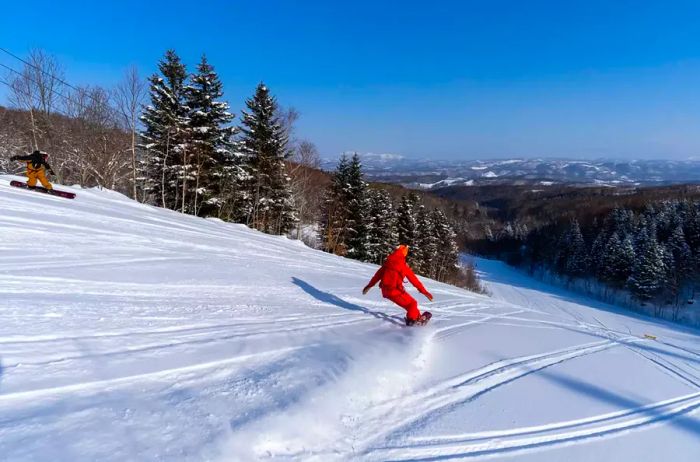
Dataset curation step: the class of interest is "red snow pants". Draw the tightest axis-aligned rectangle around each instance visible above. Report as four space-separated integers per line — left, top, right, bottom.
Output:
383 289 420 321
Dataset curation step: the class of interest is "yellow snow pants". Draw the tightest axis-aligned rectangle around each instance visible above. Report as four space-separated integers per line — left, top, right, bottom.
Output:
26 165 52 189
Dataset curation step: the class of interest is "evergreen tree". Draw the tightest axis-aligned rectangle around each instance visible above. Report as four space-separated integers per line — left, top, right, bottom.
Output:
682 201 700 251
628 230 667 301
654 200 679 242
432 209 460 282
397 194 419 249
599 232 635 286
365 189 398 264
664 225 693 302
320 155 350 254
414 204 438 276
662 243 678 301
185 55 237 216
555 220 588 276
590 230 607 271
565 220 589 276
239 83 296 235
344 154 371 261
140 50 190 210
604 207 635 238
667 225 693 277
635 214 658 246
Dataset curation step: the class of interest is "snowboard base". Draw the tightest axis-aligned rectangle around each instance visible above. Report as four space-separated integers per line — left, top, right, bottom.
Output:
10 181 76 199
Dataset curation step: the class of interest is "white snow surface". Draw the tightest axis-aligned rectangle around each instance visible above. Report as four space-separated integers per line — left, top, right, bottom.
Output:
1 174 699 461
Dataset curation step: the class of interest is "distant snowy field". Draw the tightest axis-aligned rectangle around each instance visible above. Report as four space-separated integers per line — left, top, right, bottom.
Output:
1 174 699 461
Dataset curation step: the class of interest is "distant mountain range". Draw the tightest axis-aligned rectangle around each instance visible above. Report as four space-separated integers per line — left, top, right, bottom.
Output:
322 156 700 189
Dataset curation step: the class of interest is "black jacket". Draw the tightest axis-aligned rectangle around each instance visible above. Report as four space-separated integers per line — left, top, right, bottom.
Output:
13 152 53 172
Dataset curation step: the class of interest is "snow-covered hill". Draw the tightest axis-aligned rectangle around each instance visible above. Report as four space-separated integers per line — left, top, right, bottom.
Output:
1 175 699 461
352 157 700 188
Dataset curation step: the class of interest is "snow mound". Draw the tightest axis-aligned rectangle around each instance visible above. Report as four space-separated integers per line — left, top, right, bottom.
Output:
0 175 698 461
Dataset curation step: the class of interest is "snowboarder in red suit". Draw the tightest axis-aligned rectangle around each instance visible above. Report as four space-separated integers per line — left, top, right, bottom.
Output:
363 245 433 326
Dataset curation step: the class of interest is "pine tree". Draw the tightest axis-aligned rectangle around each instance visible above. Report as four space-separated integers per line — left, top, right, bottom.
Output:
414 204 438 276
239 83 296 235
603 207 635 238
662 242 678 301
432 209 460 282
555 220 588 277
599 232 634 286
565 220 589 276
365 189 398 264
185 55 237 217
628 229 667 302
682 201 700 250
635 214 658 248
664 225 693 302
320 155 350 254
654 200 678 243
344 153 371 261
140 50 190 210
590 230 607 271
397 194 419 249
667 225 693 277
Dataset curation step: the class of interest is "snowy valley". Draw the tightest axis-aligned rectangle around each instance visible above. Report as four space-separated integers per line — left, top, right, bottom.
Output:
1 175 699 461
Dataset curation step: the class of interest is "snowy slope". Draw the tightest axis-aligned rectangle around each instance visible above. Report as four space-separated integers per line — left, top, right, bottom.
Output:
0 174 699 461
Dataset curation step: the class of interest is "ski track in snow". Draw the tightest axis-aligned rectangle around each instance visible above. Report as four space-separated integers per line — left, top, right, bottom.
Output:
1 175 699 461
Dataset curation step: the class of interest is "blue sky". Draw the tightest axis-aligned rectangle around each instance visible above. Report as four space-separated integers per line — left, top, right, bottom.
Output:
3 0 700 160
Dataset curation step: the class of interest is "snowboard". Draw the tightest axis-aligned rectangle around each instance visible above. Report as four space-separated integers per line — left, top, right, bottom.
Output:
406 311 432 327
10 181 76 199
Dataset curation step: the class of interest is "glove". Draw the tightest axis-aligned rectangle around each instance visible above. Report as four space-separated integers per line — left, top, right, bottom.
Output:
425 292 433 302
362 286 370 295
49 170 55 176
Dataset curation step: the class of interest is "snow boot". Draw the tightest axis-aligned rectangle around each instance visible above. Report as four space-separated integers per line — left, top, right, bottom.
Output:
405 312 432 326
416 312 432 326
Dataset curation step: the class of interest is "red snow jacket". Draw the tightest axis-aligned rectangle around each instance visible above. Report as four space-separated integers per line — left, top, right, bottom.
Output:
365 246 432 299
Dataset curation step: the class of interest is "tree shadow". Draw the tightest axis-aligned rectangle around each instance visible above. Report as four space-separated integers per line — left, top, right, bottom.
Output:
414 350 700 461
291 277 404 326
422 367 700 461
536 367 700 439
476 259 700 344
553 323 700 369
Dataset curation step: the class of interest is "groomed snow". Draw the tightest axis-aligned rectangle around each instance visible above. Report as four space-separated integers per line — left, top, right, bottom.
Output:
0 174 698 461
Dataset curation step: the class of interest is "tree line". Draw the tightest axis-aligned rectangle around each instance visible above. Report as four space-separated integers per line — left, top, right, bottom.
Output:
0 49 139 190
139 50 300 235
1 48 484 292
319 153 483 291
0 48 320 237
489 200 700 320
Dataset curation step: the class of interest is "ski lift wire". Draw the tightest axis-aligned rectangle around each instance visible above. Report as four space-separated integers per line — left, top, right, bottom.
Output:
0 66 115 129
0 47 113 111
0 61 114 118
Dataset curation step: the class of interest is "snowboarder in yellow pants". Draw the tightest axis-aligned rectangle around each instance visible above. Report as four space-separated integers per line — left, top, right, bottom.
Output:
11 151 55 190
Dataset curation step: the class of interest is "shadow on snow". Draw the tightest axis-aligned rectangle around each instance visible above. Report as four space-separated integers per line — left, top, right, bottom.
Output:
291 277 404 327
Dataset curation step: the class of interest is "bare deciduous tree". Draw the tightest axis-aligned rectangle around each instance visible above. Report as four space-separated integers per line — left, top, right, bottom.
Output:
113 66 147 200
0 109 26 172
63 85 130 189
8 49 66 152
289 140 322 240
